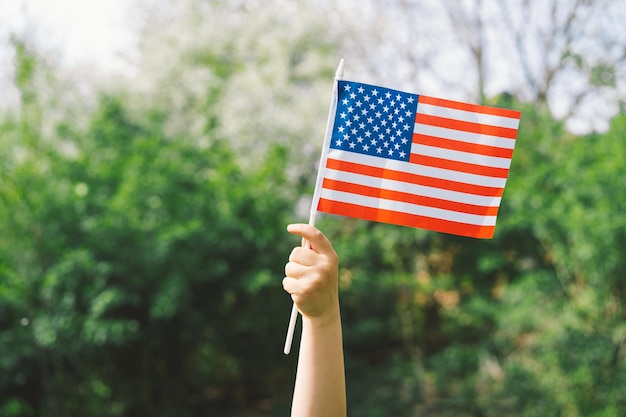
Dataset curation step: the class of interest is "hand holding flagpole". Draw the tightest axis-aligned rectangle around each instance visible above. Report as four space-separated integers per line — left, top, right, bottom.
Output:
283 58 344 355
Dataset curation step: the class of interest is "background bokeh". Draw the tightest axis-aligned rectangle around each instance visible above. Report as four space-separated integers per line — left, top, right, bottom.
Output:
1 0 625 416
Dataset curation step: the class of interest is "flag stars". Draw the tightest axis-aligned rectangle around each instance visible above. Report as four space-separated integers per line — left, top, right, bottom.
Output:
332 81 417 162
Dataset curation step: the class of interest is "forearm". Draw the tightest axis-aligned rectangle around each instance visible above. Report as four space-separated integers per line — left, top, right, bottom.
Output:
291 307 346 417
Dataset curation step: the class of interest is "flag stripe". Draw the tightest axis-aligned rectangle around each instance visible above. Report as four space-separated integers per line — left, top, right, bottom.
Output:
413 123 516 150
325 154 506 195
411 143 512 169
412 134 514 159
317 199 496 238
323 169 502 207
415 113 519 139
319 189 497 226
408 154 510 178
418 95 521 119
322 178 501 216
416 102 521 129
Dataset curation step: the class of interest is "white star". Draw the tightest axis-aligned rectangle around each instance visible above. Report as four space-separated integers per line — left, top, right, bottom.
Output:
335 139 343 146
388 149 394 156
349 141 356 149
396 94 401 101
369 103 376 110
358 86 365 94
390 100 396 107
363 144 370 152
344 84 351 91
346 120 352 127
399 151 406 158
350 92 356 99
403 124 410 131
376 147 383 154
405 110 412 117
357 136 364 143
367 116 374 124
394 143 400 150
364 95 371 102
338 126 345 133
359 122 366 129
347 106 354 113
401 138 408 144
340 112 347 119
407 97 414 104
352 128 358 135
375 111 382 118
400 102 406 109
383 105 389 112
372 89 379 96
385 92 391 99
370 138 378 146
342 98 349 105
373 125 380 132
355 100 362 107
365 131 372 138
377 98 384 105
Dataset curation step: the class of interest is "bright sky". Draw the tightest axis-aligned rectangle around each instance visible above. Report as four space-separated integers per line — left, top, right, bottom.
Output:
0 0 135 72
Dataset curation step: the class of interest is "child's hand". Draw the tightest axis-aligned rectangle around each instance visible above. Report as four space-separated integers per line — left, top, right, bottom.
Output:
283 224 339 324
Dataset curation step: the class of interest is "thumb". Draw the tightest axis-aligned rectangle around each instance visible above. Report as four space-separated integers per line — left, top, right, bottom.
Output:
287 224 335 256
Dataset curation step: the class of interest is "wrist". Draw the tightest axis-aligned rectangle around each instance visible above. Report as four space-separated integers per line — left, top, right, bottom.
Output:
301 303 342 331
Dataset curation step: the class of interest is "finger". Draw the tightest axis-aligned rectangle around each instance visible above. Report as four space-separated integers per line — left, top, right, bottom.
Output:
288 246 317 266
282 276 303 295
287 224 335 257
285 260 309 279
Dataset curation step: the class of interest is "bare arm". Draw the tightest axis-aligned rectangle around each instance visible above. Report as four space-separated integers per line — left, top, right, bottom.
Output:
282 223 346 417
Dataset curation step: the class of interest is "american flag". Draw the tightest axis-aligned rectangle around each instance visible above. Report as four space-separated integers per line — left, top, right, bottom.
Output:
316 80 521 239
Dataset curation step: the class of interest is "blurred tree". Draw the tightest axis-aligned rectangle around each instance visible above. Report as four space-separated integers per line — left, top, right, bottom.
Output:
0 34 300 417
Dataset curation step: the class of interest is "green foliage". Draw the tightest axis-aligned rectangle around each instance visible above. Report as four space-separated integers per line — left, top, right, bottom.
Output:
0 42 299 416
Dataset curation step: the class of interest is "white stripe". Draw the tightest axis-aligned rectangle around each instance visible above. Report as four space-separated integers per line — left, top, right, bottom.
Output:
327 149 508 188
411 144 512 169
416 102 521 129
413 123 516 150
320 189 497 226
324 168 502 207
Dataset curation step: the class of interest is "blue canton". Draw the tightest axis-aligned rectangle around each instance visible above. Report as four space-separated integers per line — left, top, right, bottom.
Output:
330 80 418 162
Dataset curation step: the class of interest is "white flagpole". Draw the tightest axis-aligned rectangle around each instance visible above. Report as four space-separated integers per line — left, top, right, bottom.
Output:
284 58 345 355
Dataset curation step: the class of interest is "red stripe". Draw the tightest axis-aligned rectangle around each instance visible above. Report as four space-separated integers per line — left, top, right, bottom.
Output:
408 154 510 178
418 95 521 119
415 113 519 139
317 199 496 239
412 133 514 159
322 178 501 216
325 158 504 197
